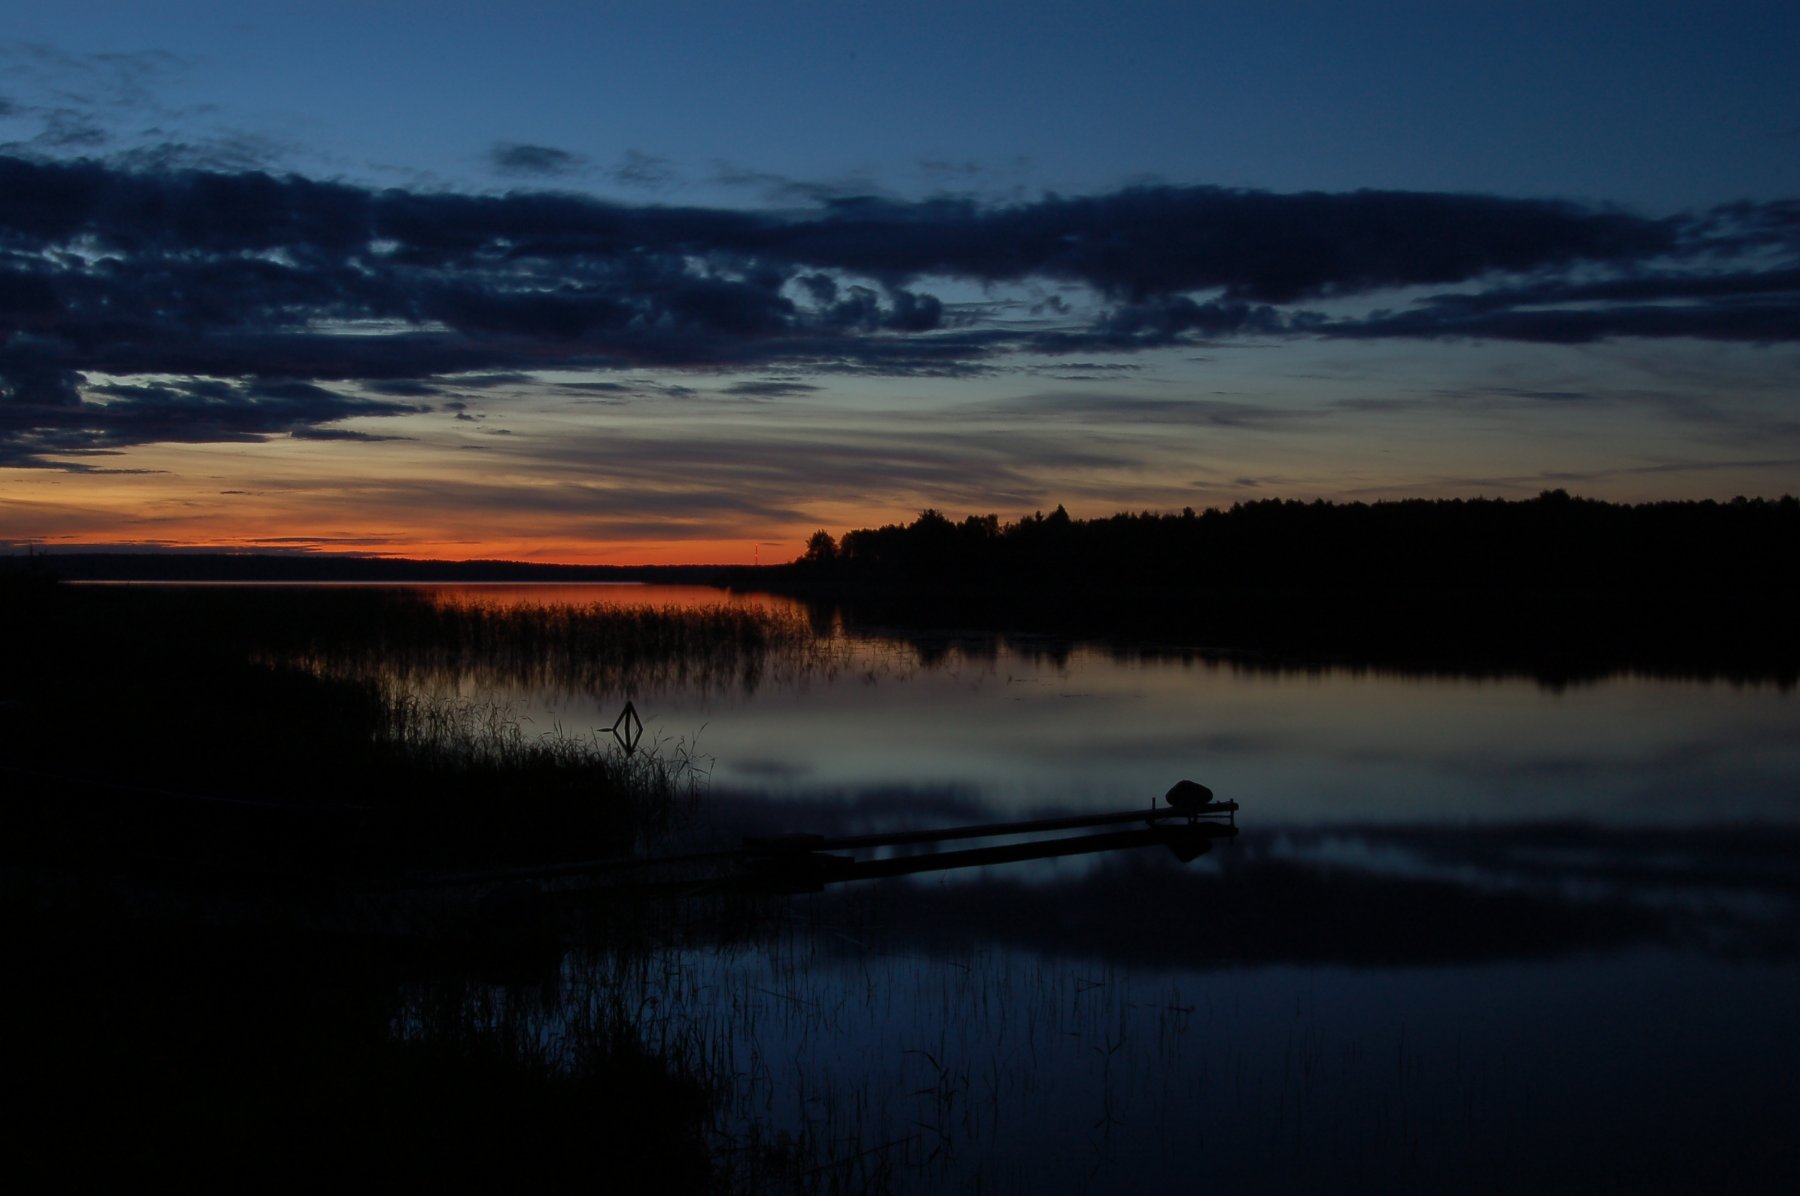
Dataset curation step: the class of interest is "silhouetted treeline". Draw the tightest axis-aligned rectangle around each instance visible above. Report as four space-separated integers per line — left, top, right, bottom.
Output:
773 492 1800 679
790 491 1796 595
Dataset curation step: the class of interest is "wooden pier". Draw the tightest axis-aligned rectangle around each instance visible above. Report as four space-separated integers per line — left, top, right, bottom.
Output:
416 793 1239 898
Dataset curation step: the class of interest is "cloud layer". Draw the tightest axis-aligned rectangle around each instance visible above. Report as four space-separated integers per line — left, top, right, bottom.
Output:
3 152 1797 465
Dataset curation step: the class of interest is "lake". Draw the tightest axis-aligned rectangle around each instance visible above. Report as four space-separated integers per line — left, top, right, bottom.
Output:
325 581 1797 1192
74 580 1792 1190
392 584 1799 829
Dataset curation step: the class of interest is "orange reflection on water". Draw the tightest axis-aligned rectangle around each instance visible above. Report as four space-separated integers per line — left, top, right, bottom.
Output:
420 582 810 616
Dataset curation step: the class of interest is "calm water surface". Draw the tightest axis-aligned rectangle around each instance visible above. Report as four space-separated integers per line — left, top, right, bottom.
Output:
403 583 1797 829
349 585 1800 1188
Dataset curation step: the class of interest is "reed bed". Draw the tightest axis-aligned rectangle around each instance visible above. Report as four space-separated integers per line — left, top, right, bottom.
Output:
1 582 730 875
275 589 855 700
361 685 710 866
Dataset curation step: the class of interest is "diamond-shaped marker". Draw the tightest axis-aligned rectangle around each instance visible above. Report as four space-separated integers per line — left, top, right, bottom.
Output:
611 700 643 755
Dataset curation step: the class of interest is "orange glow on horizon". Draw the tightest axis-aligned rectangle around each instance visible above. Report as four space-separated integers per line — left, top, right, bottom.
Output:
12 529 810 568
0 437 873 566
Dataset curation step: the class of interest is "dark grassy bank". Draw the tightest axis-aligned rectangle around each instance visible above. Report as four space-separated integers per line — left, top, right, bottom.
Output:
0 577 790 1187
1 909 716 1190
0 578 799 880
767 492 1800 683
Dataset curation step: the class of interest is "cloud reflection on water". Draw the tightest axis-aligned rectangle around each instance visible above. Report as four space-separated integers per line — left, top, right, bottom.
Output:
483 636 1799 827
318 583 1797 1189
328 582 1800 836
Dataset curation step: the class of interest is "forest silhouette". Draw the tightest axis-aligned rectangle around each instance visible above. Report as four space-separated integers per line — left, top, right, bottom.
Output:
777 491 1799 680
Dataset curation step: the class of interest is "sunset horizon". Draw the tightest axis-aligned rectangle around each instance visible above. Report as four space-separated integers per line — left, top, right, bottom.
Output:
4 4 1796 565
11 483 1800 570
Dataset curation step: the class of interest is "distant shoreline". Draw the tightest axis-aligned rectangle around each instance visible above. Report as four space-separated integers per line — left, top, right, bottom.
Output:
9 493 1796 684
0 552 763 585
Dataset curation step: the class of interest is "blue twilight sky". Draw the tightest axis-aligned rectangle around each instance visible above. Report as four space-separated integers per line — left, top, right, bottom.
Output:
1 1 1797 562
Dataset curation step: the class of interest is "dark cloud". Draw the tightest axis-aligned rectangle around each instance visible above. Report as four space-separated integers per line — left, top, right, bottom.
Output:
108 133 293 176
2 152 1797 464
0 372 420 466
553 380 633 393
607 150 677 190
1069 296 1293 348
1332 386 1604 417
288 427 408 442
0 44 201 167
710 162 880 205
1036 362 1141 373
723 381 822 398
1328 299 1800 344
983 392 1312 429
1 43 185 112
750 188 1678 303
362 379 444 397
445 372 538 388
1475 387 1595 403
34 111 108 149
0 362 83 408
916 157 984 181
489 142 585 177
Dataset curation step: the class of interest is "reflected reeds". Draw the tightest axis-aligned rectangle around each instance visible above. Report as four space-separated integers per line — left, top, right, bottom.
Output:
276 588 887 701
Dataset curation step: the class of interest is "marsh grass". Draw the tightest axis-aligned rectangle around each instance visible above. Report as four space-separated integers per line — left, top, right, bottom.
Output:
361 685 712 870
1 903 720 1190
274 587 852 700
0 581 743 880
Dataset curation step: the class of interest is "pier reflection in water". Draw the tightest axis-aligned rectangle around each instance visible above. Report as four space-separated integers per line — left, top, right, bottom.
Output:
365 583 1798 1191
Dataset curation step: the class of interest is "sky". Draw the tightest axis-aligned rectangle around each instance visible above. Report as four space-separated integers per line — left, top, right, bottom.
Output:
1 1 1797 564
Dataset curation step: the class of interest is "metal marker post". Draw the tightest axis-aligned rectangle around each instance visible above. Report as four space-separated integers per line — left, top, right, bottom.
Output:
611 701 643 756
